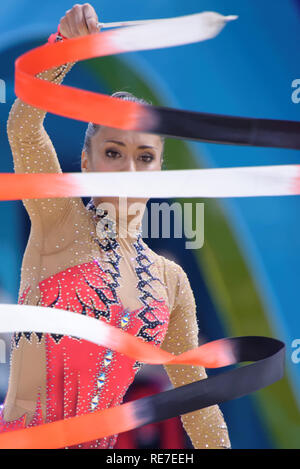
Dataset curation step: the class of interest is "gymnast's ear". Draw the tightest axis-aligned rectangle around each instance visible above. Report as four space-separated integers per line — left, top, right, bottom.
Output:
81 149 89 172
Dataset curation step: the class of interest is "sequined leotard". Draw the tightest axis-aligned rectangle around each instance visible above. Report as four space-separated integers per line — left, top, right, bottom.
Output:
0 61 231 449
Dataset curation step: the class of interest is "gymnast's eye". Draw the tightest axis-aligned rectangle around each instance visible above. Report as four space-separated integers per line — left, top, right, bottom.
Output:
138 153 154 163
105 148 121 159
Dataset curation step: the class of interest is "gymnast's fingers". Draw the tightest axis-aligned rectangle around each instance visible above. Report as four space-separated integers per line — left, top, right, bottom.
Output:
83 3 99 34
60 4 98 38
69 4 90 36
59 12 73 39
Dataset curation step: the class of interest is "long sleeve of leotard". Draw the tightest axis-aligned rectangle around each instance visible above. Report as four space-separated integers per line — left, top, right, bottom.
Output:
6 60 76 230
161 262 231 449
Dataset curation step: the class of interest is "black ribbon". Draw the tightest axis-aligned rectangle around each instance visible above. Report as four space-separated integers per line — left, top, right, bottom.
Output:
147 105 300 149
134 336 285 426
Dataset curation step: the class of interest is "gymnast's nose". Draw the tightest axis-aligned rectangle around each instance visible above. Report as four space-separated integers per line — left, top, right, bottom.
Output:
124 157 137 172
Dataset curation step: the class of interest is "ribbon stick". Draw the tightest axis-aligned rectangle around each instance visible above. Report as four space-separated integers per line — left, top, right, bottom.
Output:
0 305 285 449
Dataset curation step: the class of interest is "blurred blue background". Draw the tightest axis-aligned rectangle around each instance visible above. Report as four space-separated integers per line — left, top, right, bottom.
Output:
0 0 299 448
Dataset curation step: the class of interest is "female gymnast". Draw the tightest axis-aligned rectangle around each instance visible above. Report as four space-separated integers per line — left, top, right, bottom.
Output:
0 3 231 449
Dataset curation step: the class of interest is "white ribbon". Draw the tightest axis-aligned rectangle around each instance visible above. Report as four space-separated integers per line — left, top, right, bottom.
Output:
103 12 238 52
0 304 115 350
71 165 299 198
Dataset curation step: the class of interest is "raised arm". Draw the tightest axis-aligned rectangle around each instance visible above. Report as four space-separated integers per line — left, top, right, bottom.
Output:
6 62 76 229
161 263 231 449
6 3 100 231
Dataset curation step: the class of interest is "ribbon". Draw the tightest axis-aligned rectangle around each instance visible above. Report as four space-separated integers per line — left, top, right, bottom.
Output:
0 165 299 201
0 305 285 449
97 15 238 30
14 12 300 149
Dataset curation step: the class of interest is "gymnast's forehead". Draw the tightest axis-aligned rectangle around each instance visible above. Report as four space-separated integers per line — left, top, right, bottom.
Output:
91 125 163 149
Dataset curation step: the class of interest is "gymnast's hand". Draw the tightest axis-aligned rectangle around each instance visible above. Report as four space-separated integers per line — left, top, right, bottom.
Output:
59 3 101 38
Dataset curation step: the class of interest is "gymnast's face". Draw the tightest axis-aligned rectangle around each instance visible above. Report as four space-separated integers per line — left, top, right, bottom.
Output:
81 125 164 210
82 125 163 172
